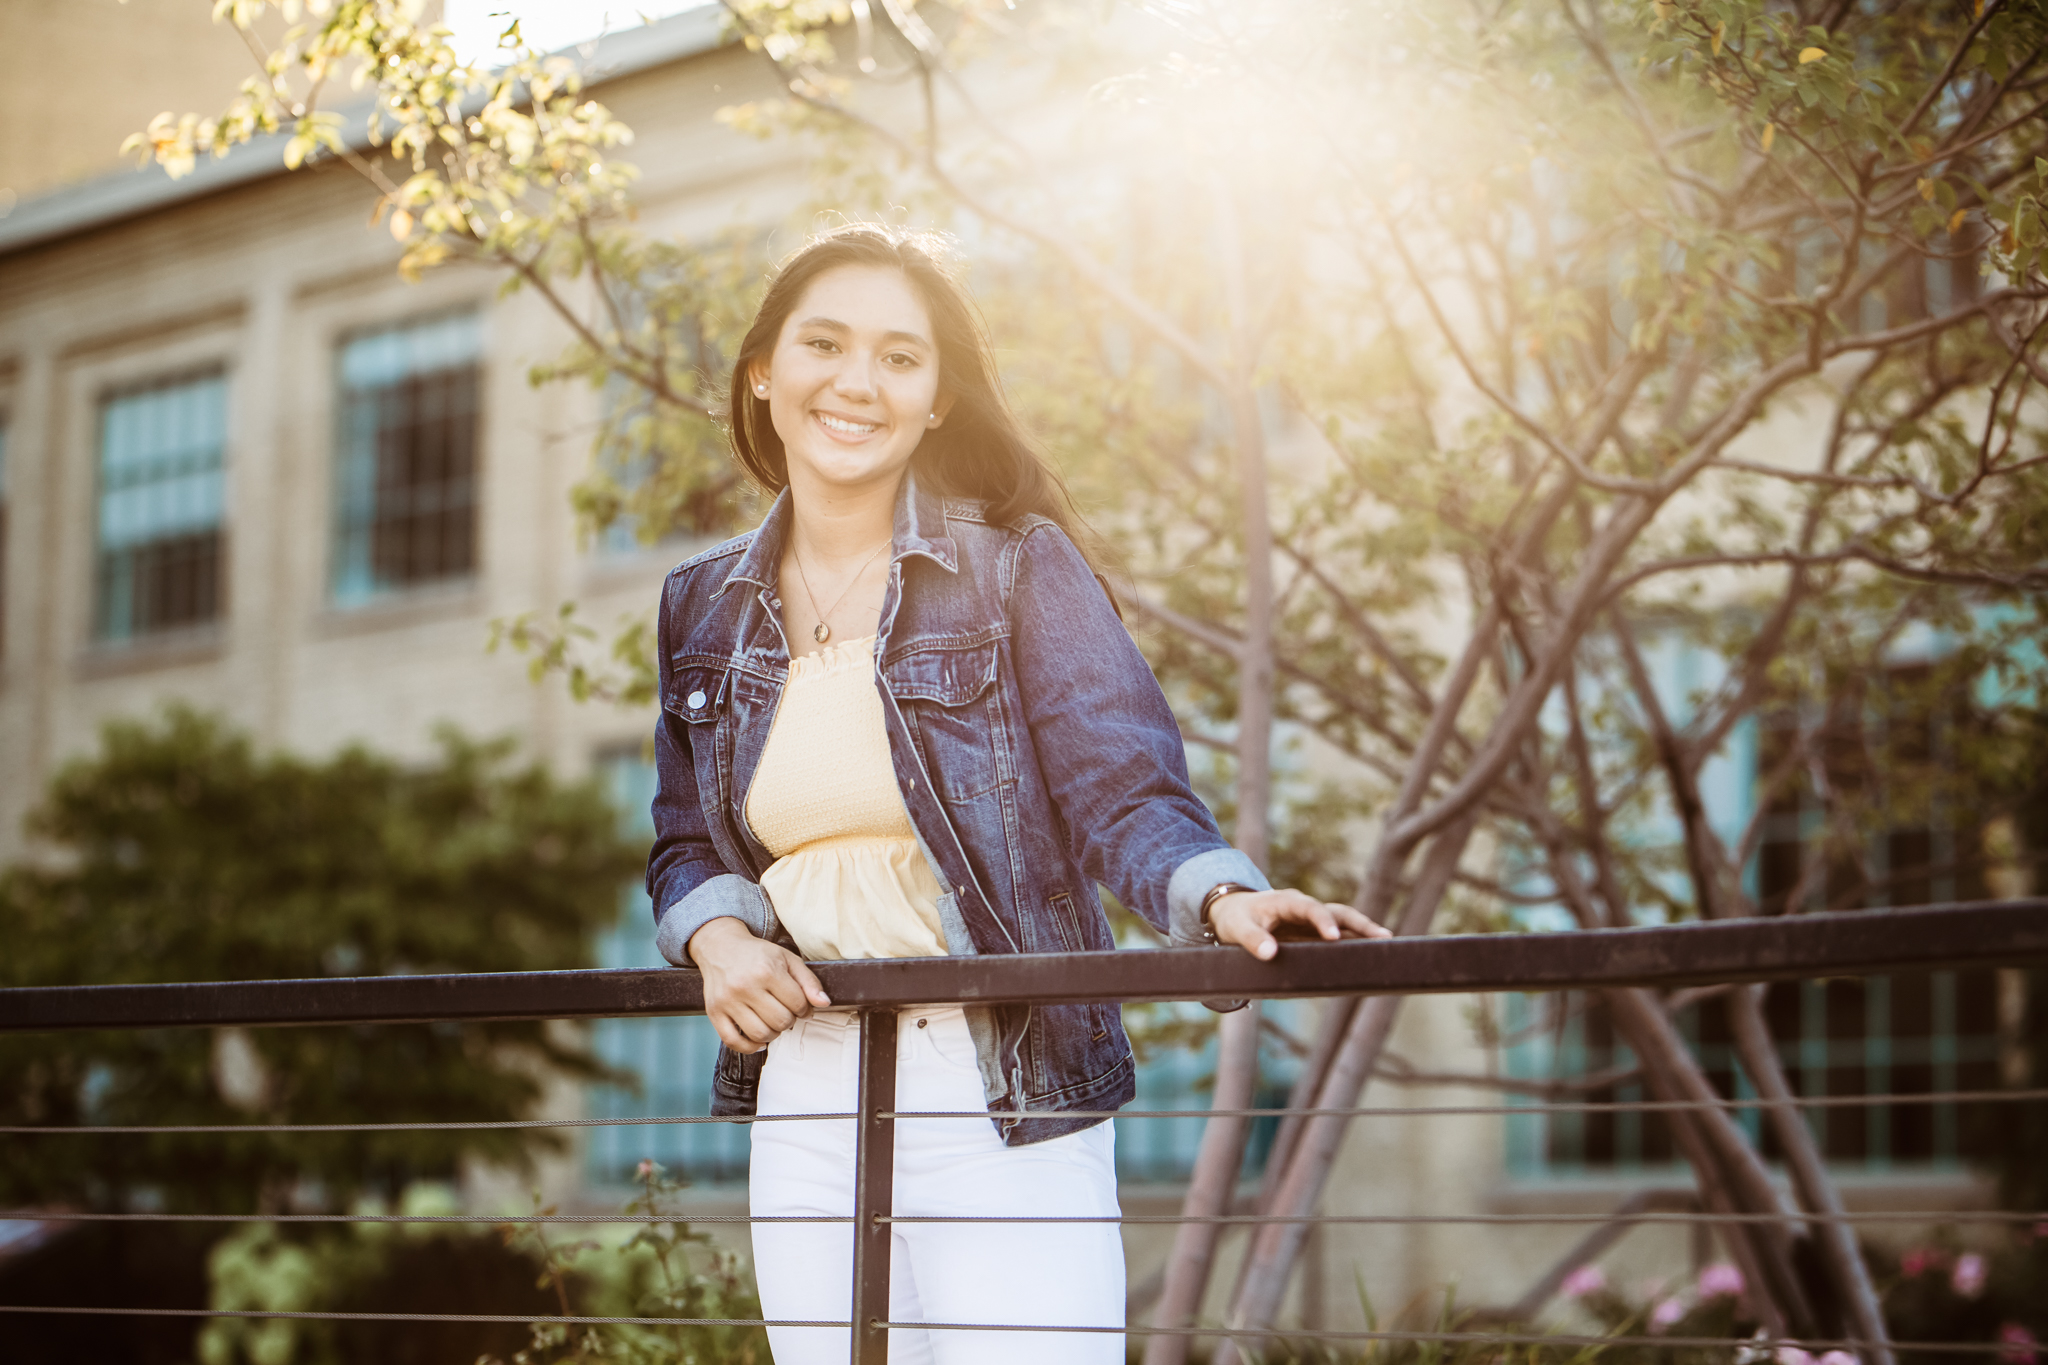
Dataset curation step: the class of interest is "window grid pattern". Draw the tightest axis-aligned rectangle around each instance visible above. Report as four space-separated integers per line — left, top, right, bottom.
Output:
1504 644 2009 1179
94 373 229 641
1503 974 2002 1178
333 313 482 604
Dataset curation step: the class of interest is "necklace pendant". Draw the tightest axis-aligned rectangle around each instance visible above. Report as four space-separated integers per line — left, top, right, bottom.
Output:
813 622 831 644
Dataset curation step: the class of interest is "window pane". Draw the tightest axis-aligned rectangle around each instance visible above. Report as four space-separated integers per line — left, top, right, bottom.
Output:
1506 643 2018 1180
583 752 752 1187
95 373 228 640
333 312 483 604
592 311 703 557
1115 1000 1305 1184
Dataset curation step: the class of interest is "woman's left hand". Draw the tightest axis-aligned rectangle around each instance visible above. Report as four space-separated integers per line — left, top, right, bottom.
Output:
1208 889 1390 960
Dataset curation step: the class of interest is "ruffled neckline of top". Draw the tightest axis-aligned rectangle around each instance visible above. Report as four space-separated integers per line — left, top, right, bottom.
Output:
786 633 878 681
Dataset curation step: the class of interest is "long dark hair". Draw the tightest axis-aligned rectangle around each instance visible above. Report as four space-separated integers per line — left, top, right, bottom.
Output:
727 225 1085 540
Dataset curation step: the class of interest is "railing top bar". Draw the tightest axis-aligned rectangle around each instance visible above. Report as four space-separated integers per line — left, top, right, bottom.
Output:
1 899 2042 1033
12 1086 2045 1134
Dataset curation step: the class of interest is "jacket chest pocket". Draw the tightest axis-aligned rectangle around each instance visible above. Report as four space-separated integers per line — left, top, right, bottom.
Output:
664 663 730 810
884 642 1008 801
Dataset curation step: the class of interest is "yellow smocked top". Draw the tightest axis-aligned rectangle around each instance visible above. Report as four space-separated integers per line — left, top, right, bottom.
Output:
745 635 948 961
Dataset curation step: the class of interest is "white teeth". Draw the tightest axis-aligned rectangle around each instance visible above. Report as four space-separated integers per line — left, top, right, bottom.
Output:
818 414 879 435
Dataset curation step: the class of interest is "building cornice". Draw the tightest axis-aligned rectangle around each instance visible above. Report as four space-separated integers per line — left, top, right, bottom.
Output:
0 6 727 261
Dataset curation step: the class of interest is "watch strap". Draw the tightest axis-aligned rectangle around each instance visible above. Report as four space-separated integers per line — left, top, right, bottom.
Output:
1197 881 1257 944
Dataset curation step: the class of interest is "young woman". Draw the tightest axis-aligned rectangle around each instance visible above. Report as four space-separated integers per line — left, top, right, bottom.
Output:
647 224 1386 1364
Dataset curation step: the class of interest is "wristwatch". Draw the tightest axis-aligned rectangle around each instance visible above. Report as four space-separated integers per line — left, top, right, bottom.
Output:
1197 882 1257 944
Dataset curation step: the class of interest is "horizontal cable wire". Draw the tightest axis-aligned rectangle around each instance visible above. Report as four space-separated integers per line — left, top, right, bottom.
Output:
889 1087 2048 1119
882 1323 2030 1352
12 1209 2041 1228
878 1209 2048 1225
0 1112 853 1136
0 1305 2024 1353
0 1305 839 1328
8 1087 2041 1137
4 1211 844 1225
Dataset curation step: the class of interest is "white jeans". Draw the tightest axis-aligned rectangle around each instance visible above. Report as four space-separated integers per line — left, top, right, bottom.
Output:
750 1007 1126 1364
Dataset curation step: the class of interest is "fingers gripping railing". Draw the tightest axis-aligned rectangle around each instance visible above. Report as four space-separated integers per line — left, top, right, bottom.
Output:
1 899 2046 1365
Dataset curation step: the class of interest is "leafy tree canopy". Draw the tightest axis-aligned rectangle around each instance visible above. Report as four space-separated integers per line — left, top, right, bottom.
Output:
0 706 641 1214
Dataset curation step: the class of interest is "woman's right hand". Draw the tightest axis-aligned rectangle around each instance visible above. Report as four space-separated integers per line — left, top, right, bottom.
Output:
687 917 833 1053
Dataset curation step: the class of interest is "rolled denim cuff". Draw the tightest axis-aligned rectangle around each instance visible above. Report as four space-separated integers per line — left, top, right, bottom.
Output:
655 873 778 967
1165 846 1271 948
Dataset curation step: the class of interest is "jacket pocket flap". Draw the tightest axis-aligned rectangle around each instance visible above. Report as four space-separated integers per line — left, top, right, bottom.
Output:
884 642 998 707
664 663 726 723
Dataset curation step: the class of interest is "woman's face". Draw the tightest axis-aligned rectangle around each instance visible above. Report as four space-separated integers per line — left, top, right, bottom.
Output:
751 264 950 498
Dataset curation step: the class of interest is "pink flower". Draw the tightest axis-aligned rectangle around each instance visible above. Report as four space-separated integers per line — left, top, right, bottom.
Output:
1900 1247 1947 1278
1649 1297 1685 1332
1818 1353 1858 1365
636 1159 654 1180
1561 1265 1606 1298
1951 1252 1988 1299
1698 1263 1745 1299
2000 1325 2040 1365
1776 1348 1814 1365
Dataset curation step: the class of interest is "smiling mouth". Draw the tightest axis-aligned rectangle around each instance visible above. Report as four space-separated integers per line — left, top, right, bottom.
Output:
816 412 882 437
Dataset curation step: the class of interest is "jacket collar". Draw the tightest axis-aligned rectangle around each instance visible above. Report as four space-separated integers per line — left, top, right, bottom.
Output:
716 471 958 599
719 488 792 598
893 469 959 575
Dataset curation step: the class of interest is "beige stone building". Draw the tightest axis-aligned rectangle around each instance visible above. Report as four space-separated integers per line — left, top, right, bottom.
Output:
0 5 1998 1341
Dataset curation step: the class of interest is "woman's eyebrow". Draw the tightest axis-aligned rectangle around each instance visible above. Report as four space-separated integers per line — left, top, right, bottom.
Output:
794 316 931 348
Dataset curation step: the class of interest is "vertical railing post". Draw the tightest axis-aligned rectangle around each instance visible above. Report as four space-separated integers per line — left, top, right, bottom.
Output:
851 1007 899 1365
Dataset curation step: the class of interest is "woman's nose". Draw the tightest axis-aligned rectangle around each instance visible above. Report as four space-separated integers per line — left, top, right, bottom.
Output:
833 355 878 400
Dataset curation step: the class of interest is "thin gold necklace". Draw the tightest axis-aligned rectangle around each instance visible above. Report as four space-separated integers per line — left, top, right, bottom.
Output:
791 538 891 644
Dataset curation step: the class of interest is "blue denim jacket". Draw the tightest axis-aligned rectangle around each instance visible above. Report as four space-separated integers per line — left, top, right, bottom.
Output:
646 474 1268 1145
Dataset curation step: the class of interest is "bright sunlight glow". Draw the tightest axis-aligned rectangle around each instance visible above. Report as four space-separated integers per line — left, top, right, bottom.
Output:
442 0 709 66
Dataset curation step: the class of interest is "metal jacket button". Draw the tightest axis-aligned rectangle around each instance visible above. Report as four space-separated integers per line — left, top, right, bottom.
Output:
686 690 706 709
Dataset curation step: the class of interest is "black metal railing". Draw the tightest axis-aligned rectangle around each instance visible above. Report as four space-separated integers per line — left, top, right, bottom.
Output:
3 898 2046 1362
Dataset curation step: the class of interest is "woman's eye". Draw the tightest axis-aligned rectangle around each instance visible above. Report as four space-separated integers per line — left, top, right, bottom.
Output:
885 352 919 368
805 338 839 353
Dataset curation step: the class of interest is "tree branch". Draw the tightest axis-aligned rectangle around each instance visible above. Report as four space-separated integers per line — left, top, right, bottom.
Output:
1899 0 2008 142
722 1 1231 391
1606 544 2048 598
